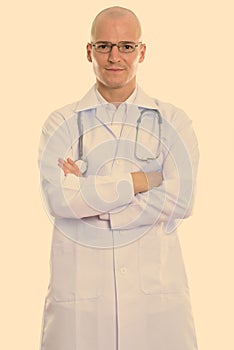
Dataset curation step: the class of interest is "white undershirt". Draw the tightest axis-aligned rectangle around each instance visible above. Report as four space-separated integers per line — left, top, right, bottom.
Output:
95 86 137 125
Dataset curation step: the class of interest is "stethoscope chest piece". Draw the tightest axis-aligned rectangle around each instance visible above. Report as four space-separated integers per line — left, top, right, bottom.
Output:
76 159 88 175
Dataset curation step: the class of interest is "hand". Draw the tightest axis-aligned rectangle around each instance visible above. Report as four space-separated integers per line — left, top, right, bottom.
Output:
145 171 163 190
58 158 82 177
131 171 163 195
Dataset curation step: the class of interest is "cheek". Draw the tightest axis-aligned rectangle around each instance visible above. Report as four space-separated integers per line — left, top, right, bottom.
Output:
92 56 105 72
128 56 140 72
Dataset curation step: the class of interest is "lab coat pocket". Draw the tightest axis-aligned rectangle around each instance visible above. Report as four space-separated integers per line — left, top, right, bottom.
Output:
138 225 164 295
138 225 189 295
51 232 103 302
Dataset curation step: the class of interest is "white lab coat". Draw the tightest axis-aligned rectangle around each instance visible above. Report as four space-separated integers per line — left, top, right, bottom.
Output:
38 85 199 350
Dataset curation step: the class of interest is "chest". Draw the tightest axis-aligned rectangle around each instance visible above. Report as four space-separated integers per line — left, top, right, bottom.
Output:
71 108 165 175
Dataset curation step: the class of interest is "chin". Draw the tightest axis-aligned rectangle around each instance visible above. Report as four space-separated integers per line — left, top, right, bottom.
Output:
103 78 131 90
97 74 136 90
108 83 126 89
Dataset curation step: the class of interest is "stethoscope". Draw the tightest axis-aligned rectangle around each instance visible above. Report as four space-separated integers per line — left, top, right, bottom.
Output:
76 108 163 174
134 108 162 161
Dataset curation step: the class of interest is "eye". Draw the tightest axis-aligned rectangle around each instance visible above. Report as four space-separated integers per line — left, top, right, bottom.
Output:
95 42 110 51
119 42 135 52
98 44 107 49
124 44 133 50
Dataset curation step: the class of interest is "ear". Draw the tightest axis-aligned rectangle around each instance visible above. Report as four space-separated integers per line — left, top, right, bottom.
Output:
86 43 92 63
138 44 146 63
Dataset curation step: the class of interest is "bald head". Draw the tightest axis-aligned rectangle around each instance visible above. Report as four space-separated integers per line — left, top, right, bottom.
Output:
90 6 142 41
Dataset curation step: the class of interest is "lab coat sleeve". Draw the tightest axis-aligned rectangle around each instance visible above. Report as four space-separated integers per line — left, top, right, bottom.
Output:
109 109 199 233
38 112 134 219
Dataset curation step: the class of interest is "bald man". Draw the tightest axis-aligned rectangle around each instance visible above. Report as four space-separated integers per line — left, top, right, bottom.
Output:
39 6 199 350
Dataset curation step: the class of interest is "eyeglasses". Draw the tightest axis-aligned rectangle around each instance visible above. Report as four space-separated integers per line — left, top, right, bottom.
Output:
90 41 142 54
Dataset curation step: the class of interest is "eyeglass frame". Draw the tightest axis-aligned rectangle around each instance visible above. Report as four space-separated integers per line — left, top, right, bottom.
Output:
89 41 143 54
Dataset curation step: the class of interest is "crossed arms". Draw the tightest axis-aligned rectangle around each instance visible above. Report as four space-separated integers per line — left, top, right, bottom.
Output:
39 108 199 231
58 157 163 195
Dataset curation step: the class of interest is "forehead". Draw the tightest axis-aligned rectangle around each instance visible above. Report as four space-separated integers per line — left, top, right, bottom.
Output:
92 15 140 42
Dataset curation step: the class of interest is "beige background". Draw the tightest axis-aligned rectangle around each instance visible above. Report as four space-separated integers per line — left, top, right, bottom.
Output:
1 0 233 348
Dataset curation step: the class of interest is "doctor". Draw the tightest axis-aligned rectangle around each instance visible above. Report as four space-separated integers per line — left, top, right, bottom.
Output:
39 6 199 350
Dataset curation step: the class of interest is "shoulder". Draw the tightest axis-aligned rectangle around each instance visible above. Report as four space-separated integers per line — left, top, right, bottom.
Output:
156 98 191 126
137 86 192 129
41 85 97 133
151 98 195 135
42 100 79 134
153 97 198 149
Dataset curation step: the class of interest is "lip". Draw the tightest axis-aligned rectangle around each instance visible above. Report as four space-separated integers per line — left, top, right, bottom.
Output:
105 68 125 72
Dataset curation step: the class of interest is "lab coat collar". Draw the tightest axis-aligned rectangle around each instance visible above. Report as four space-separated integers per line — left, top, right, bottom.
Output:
133 86 159 110
74 84 159 112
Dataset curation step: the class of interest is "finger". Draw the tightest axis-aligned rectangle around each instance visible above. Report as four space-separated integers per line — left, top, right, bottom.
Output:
58 161 64 169
60 162 78 175
58 158 81 176
58 162 71 174
58 158 65 166
67 158 75 164
58 159 71 169
58 158 74 170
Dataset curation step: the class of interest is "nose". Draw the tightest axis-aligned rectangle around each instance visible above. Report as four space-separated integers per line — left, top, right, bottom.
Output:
108 45 121 63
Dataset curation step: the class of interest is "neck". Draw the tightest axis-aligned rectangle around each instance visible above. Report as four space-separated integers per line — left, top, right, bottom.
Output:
96 80 136 103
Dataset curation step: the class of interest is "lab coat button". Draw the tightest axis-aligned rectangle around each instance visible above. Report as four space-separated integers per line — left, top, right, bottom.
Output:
120 267 127 274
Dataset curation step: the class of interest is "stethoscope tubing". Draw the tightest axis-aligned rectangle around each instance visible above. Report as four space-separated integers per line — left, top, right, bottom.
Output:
76 107 163 173
135 108 162 160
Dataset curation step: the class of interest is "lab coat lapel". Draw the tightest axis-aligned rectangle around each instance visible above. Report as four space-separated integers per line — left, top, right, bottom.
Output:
120 104 141 140
133 86 160 110
74 85 100 112
73 84 161 141
74 86 117 139
121 87 161 140
95 104 119 139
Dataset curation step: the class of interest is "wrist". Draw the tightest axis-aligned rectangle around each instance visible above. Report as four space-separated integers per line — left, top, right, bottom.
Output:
131 172 148 194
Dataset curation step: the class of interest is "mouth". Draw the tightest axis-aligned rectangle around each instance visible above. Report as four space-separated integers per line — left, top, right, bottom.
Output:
105 68 125 72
